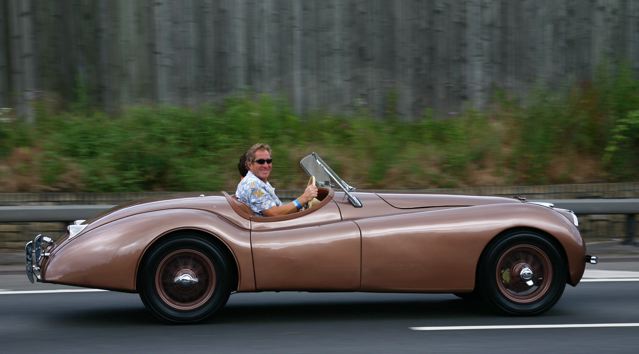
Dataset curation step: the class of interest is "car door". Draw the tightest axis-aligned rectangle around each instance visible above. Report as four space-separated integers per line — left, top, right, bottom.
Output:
251 201 361 291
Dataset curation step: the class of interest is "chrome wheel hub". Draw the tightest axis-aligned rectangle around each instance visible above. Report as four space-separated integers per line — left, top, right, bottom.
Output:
519 266 534 286
174 270 199 287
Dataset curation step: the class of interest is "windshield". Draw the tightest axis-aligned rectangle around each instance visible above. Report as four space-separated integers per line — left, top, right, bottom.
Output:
300 153 362 207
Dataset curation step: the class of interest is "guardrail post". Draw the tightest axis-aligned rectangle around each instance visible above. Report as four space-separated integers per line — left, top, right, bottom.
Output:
623 214 636 246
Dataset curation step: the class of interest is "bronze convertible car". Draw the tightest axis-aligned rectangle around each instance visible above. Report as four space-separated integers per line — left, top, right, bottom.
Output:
26 153 597 323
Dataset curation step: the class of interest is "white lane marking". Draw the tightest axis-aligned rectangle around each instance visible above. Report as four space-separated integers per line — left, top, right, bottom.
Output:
584 269 639 279
582 278 639 282
0 289 106 295
582 269 639 282
411 323 639 331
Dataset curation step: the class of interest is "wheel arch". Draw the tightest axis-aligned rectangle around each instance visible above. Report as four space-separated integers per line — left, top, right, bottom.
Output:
136 228 240 292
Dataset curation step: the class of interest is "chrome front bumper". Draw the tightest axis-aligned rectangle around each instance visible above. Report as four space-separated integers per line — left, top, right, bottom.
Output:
25 234 55 283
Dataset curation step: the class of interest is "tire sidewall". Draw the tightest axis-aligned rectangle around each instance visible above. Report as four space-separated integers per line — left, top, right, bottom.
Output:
139 235 231 323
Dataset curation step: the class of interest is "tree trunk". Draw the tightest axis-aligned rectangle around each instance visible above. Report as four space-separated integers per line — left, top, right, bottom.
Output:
8 0 35 123
153 0 173 104
0 1 8 109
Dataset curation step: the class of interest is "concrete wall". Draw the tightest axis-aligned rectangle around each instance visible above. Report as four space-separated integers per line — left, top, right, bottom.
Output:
1 0 638 119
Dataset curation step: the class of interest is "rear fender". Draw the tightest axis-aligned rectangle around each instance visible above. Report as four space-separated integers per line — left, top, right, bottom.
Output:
43 209 253 292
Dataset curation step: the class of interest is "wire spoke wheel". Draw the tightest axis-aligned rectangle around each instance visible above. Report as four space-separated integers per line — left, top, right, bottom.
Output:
139 234 232 323
155 249 216 311
479 231 566 315
496 245 552 303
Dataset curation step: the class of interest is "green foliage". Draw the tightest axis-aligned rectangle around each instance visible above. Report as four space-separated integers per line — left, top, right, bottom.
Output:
500 61 639 184
508 89 568 183
1 63 639 192
0 121 31 158
604 110 639 180
595 60 639 121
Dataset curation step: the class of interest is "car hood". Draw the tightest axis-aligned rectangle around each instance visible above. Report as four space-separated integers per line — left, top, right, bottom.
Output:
376 193 521 209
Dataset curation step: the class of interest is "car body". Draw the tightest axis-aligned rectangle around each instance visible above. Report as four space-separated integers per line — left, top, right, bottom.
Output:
26 153 596 323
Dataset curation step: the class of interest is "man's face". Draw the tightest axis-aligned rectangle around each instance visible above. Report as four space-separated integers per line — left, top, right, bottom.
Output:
249 149 272 181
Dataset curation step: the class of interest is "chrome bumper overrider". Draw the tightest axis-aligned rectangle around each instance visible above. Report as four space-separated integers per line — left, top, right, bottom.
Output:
25 234 55 283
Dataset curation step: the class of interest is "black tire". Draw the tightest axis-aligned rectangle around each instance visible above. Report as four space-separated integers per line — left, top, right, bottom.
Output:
478 231 566 315
138 234 232 324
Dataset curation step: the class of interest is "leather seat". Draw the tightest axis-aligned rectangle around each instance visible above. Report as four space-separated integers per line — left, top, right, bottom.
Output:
222 192 253 220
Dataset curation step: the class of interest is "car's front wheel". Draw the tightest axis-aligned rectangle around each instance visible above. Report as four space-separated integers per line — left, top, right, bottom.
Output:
478 231 567 315
139 234 232 323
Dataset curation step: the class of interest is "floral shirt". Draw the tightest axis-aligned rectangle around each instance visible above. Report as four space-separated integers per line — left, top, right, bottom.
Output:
235 171 282 215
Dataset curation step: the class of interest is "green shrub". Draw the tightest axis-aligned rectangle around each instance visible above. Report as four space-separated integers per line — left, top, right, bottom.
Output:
604 110 639 180
0 120 34 158
1 63 639 193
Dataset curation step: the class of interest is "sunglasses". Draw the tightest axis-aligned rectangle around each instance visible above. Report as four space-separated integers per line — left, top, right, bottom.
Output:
254 159 273 165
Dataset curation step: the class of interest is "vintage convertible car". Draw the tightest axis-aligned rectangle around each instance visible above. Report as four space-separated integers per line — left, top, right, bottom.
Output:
26 153 597 323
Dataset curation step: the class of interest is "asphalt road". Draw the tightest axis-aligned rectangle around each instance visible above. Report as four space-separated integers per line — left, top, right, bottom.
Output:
1 263 639 354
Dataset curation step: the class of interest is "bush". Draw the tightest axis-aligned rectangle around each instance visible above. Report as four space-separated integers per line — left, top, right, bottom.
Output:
604 110 639 180
1 64 638 192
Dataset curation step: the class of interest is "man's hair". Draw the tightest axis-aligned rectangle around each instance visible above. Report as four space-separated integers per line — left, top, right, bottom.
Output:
245 143 272 167
237 154 248 177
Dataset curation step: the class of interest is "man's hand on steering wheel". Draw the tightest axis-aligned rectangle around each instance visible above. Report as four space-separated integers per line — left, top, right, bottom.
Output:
299 182 318 206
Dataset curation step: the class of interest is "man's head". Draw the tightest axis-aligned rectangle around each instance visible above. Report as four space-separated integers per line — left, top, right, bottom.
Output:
246 143 272 182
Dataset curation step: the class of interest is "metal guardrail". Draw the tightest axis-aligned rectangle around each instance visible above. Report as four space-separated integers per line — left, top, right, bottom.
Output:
0 205 114 223
1 199 637 244
542 199 639 214
541 199 639 245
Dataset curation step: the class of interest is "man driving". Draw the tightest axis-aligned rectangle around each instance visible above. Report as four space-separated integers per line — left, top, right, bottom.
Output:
235 143 318 216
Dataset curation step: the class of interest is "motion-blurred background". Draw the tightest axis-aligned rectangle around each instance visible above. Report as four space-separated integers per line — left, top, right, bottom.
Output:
1 1 638 248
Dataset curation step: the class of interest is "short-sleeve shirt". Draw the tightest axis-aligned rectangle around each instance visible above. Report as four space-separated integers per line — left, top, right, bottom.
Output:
235 171 282 215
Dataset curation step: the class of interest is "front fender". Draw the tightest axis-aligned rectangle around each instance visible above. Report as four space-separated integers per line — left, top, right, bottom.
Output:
357 203 585 291
43 209 253 292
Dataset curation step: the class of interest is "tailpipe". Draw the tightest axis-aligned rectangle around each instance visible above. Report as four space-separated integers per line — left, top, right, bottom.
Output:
585 255 598 264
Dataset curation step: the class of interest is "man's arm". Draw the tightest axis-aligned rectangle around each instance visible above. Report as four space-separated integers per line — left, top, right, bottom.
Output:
261 202 300 217
261 184 318 217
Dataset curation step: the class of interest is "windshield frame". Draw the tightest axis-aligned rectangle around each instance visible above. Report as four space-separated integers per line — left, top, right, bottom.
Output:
300 152 362 208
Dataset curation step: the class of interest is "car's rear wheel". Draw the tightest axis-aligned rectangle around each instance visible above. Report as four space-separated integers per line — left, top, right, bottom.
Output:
478 231 566 315
139 234 231 323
